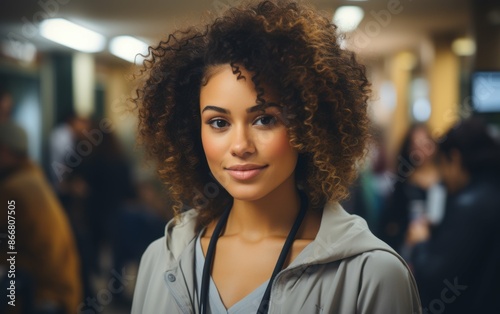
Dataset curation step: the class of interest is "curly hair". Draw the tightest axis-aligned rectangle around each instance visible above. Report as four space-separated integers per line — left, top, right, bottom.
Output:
135 0 371 230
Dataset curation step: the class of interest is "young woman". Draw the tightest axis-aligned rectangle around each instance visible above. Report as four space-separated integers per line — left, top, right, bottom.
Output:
380 124 441 253
131 1 421 313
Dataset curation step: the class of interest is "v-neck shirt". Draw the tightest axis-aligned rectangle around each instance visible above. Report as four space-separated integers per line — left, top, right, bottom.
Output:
195 232 269 314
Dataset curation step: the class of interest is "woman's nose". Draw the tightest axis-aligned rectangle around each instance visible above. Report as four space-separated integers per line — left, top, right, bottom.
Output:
230 125 256 158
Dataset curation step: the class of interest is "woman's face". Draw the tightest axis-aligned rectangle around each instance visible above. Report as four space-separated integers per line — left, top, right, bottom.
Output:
410 127 436 165
200 64 298 201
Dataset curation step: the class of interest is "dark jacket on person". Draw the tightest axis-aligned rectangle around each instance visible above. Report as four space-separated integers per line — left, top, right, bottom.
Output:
411 174 500 314
380 181 427 251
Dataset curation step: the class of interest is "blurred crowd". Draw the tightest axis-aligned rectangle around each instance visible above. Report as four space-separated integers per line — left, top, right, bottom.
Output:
0 89 170 314
344 117 500 314
1 82 500 313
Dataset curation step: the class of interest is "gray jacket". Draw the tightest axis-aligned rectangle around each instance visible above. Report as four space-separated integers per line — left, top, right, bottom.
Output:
131 202 422 314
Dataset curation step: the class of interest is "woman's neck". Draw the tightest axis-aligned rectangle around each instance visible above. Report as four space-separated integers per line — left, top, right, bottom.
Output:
224 175 301 241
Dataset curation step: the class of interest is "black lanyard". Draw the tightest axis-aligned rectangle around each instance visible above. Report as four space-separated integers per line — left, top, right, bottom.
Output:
199 191 308 314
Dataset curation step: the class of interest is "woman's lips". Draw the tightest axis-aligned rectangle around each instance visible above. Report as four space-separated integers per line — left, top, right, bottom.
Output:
225 165 268 180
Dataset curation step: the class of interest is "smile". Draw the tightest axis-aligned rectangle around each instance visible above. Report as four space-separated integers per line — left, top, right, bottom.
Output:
225 165 268 181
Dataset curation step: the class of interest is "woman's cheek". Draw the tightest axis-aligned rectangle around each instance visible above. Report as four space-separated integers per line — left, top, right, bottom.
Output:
201 131 227 181
264 129 296 159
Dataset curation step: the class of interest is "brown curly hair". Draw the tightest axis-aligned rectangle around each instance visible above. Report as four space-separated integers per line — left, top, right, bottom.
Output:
135 0 371 230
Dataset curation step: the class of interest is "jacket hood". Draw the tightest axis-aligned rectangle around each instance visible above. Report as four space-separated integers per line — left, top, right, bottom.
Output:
296 202 399 266
163 209 198 262
163 202 399 267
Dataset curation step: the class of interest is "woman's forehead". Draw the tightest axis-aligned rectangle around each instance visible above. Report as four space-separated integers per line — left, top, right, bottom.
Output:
201 64 281 104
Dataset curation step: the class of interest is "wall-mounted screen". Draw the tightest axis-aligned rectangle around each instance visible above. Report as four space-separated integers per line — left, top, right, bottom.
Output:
472 71 500 113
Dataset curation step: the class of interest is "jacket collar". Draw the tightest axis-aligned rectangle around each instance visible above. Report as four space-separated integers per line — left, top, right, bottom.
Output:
163 202 398 269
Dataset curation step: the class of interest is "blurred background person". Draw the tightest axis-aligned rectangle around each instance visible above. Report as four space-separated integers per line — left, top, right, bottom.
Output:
73 124 136 274
342 126 391 236
407 117 500 314
379 124 443 254
49 114 90 190
71 121 167 306
0 122 82 314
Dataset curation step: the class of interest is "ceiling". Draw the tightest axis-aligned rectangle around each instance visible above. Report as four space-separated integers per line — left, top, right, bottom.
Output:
0 0 472 63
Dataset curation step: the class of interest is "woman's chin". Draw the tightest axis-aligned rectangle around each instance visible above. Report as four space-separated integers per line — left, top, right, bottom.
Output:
226 187 269 202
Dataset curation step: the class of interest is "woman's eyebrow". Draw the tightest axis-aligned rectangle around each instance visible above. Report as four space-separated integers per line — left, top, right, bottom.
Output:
201 103 280 114
246 103 280 113
201 105 230 114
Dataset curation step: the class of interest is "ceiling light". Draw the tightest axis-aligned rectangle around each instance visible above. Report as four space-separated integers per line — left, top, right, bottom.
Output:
40 18 106 53
333 6 365 33
451 37 476 56
109 36 149 64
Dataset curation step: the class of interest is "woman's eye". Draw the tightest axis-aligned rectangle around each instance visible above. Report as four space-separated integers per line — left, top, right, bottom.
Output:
254 115 277 127
208 119 229 129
